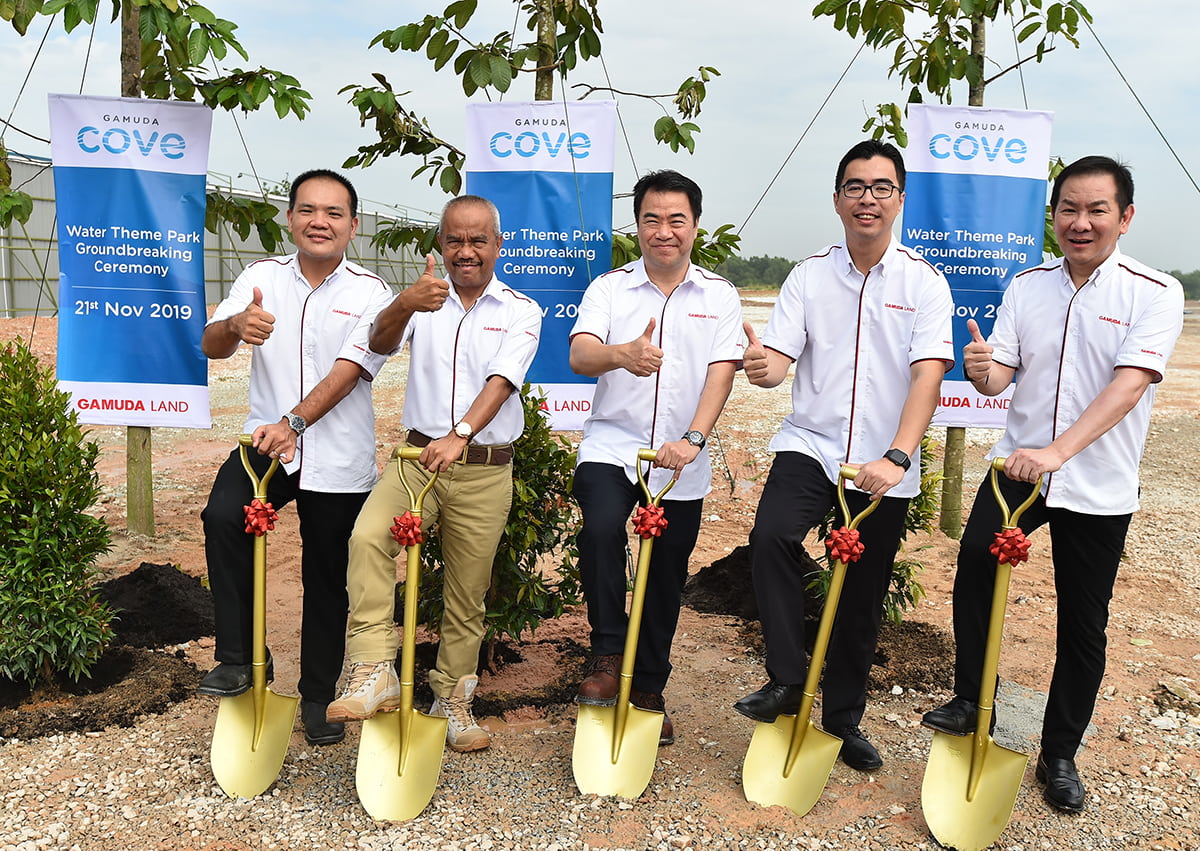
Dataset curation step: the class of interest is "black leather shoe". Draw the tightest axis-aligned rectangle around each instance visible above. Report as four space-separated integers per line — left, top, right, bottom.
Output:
1036 751 1085 813
921 695 996 736
828 724 883 771
733 681 803 723
197 653 274 697
301 700 345 746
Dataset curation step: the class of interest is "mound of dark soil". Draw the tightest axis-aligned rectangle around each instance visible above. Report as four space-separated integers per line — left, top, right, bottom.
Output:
97 561 215 648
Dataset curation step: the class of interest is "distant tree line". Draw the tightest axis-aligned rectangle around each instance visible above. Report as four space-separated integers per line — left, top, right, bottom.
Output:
1168 269 1200 301
714 254 797 288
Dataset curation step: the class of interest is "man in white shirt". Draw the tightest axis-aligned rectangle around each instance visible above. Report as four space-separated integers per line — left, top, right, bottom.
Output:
736 140 954 772
326 195 541 753
198 170 394 747
923 156 1184 813
569 170 743 745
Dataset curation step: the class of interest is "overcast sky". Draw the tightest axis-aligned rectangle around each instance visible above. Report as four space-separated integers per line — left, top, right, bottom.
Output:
3 0 1197 274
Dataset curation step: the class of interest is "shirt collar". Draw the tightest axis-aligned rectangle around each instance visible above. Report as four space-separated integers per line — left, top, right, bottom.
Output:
448 273 506 308
285 252 349 287
1059 245 1123 290
837 237 900 277
624 258 706 291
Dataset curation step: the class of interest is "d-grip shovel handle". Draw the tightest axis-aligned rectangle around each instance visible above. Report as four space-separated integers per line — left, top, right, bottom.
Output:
835 464 880 530
989 457 1042 530
238 434 279 499
395 446 439 511
636 447 677 505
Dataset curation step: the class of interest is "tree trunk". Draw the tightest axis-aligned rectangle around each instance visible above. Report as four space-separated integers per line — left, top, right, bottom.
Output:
939 14 986 540
121 2 155 537
534 0 555 101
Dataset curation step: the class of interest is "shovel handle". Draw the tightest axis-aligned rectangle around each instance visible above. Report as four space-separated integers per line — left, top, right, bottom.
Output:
988 457 1043 530
238 434 279 500
395 446 439 512
635 447 677 506
834 464 880 531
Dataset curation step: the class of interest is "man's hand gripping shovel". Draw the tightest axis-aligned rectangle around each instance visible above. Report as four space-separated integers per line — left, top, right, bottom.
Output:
210 435 299 798
921 457 1042 851
741 464 878 817
572 448 673 798
355 448 447 821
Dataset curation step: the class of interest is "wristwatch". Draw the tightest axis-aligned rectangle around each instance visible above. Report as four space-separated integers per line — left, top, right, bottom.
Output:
883 447 911 471
453 421 474 440
284 412 306 436
682 430 707 449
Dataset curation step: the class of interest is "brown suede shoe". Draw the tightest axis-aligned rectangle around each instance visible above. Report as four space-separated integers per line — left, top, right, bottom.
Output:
630 689 674 746
576 654 621 706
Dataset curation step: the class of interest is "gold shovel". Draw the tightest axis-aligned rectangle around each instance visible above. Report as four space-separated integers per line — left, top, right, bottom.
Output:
741 464 878 817
922 457 1042 851
355 447 447 821
573 448 674 798
210 435 300 798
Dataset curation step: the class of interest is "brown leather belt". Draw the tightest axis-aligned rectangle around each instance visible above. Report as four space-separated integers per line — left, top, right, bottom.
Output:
404 430 514 466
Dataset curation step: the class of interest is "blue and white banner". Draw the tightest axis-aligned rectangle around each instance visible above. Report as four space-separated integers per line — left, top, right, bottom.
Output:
902 104 1053 428
50 93 212 428
465 100 616 430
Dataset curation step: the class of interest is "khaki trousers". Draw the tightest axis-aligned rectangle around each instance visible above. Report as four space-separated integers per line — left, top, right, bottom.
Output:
346 446 512 698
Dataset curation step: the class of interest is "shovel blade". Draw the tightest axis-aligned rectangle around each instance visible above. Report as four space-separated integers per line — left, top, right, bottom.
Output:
572 703 663 798
922 731 1028 851
741 715 842 817
210 688 299 798
355 708 448 821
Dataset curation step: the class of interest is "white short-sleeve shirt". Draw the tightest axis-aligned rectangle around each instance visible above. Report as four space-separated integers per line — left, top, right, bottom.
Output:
395 276 542 446
763 239 954 498
570 259 744 500
208 254 394 492
987 248 1183 514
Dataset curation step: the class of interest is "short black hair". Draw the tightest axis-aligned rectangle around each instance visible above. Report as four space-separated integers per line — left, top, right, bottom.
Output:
1051 155 1134 213
835 140 906 192
633 170 702 221
289 169 359 218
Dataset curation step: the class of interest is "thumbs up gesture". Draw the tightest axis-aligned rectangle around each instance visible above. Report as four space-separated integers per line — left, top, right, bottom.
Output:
742 321 771 385
231 286 275 346
622 317 664 377
402 253 451 313
962 318 993 382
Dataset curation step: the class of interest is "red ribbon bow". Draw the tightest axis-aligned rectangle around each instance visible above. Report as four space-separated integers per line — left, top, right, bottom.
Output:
826 526 865 564
243 498 278 537
632 505 668 540
391 511 424 547
990 527 1032 565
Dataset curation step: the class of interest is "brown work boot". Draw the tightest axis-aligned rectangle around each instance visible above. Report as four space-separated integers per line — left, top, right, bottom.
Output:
430 675 490 752
630 689 674 746
575 653 621 706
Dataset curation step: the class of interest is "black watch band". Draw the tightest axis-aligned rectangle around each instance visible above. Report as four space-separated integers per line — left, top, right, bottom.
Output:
883 447 911 471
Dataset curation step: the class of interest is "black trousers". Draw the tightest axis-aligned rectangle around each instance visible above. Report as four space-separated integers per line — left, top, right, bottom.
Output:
574 462 703 694
953 472 1130 759
749 452 910 729
201 448 369 705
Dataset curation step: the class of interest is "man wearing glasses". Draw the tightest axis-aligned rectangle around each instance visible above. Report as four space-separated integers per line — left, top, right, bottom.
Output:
735 140 953 772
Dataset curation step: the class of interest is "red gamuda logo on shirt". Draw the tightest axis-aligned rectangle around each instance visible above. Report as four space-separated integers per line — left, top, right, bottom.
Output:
1098 315 1130 327
687 313 718 320
884 302 916 313
331 309 362 318
482 326 507 332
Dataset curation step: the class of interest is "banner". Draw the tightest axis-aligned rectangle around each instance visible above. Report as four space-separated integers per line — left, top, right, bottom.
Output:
901 104 1053 428
464 100 616 430
50 93 212 428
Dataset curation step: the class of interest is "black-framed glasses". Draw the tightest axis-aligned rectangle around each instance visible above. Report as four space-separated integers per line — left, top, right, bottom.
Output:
839 182 899 199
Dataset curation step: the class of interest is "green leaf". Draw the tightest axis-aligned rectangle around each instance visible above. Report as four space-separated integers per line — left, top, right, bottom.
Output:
187 2 216 25
186 26 209 65
489 53 512 92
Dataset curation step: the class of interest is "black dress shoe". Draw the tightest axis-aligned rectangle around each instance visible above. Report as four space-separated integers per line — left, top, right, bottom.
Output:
1036 751 1085 812
301 700 345 746
828 724 883 771
197 653 274 697
733 681 803 723
921 695 996 736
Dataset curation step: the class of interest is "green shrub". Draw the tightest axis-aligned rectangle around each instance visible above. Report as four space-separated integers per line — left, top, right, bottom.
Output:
401 383 580 662
809 433 941 624
0 338 114 686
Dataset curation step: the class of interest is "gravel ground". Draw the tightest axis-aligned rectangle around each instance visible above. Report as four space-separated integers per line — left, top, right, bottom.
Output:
1 303 1198 851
